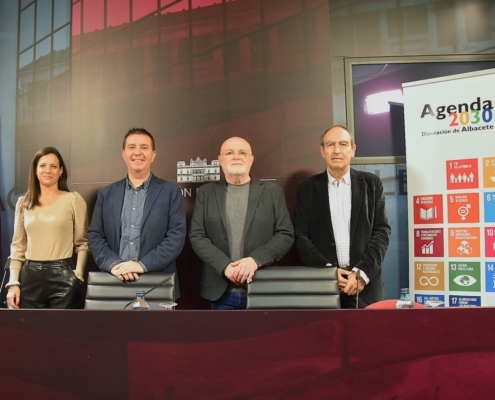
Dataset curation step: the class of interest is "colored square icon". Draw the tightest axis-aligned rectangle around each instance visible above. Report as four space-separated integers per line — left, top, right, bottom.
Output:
413 194 443 224
448 227 480 258
485 192 495 222
485 227 495 257
414 262 444 291
483 157 495 188
414 229 444 257
485 262 495 293
449 296 481 307
447 158 478 190
447 192 479 223
415 294 445 307
449 261 480 292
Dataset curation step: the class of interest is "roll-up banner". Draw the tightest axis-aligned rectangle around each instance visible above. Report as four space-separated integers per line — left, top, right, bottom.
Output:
403 68 495 307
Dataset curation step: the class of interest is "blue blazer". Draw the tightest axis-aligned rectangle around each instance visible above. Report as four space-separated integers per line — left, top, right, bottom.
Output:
87 175 186 297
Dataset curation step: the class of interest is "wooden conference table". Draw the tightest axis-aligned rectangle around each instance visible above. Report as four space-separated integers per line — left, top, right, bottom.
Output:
0 308 493 399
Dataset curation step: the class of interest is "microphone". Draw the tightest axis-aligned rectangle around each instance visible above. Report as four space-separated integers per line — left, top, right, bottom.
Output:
355 270 361 310
123 276 172 310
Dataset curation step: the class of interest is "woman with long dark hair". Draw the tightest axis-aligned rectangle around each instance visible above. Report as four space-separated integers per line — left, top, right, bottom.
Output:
6 147 89 308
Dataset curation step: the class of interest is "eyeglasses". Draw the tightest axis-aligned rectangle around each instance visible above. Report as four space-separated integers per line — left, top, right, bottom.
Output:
220 151 252 159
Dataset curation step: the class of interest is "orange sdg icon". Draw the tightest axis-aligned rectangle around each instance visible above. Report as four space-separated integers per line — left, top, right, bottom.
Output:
448 227 480 258
447 193 479 223
483 157 495 188
414 262 444 291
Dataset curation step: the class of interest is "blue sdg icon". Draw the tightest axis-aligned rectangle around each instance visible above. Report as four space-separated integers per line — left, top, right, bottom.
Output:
415 294 445 307
449 296 481 307
485 193 495 222
486 263 495 292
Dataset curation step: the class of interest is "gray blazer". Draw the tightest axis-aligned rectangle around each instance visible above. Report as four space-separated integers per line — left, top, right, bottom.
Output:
189 177 294 301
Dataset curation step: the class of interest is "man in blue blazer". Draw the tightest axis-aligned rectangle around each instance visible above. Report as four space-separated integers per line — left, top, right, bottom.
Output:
87 128 186 295
294 126 391 308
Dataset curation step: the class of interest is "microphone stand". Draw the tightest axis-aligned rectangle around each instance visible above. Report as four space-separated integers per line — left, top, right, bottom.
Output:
355 270 361 310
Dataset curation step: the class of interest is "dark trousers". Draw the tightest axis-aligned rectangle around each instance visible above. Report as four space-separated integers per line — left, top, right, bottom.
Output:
211 291 247 310
340 294 369 309
19 258 82 309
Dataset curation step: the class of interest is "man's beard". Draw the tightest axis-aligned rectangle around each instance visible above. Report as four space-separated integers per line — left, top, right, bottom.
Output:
224 165 248 177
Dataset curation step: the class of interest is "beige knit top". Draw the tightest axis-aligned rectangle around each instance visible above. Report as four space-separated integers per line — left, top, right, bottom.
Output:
9 191 89 283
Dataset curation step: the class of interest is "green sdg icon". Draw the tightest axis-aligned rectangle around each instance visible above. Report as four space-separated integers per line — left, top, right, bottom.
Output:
449 262 481 292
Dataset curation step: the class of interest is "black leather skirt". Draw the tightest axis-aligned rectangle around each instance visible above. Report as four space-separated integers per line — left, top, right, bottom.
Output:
19 258 82 309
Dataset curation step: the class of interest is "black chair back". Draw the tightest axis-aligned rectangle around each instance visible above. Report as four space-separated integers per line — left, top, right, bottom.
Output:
246 266 340 309
84 271 175 310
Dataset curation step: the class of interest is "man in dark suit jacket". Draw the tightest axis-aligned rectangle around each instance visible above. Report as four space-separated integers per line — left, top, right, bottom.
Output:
87 128 186 295
189 137 294 309
294 126 390 307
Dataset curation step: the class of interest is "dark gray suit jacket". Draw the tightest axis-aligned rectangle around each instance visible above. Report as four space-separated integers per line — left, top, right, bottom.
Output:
294 169 391 304
189 177 294 301
87 175 186 297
